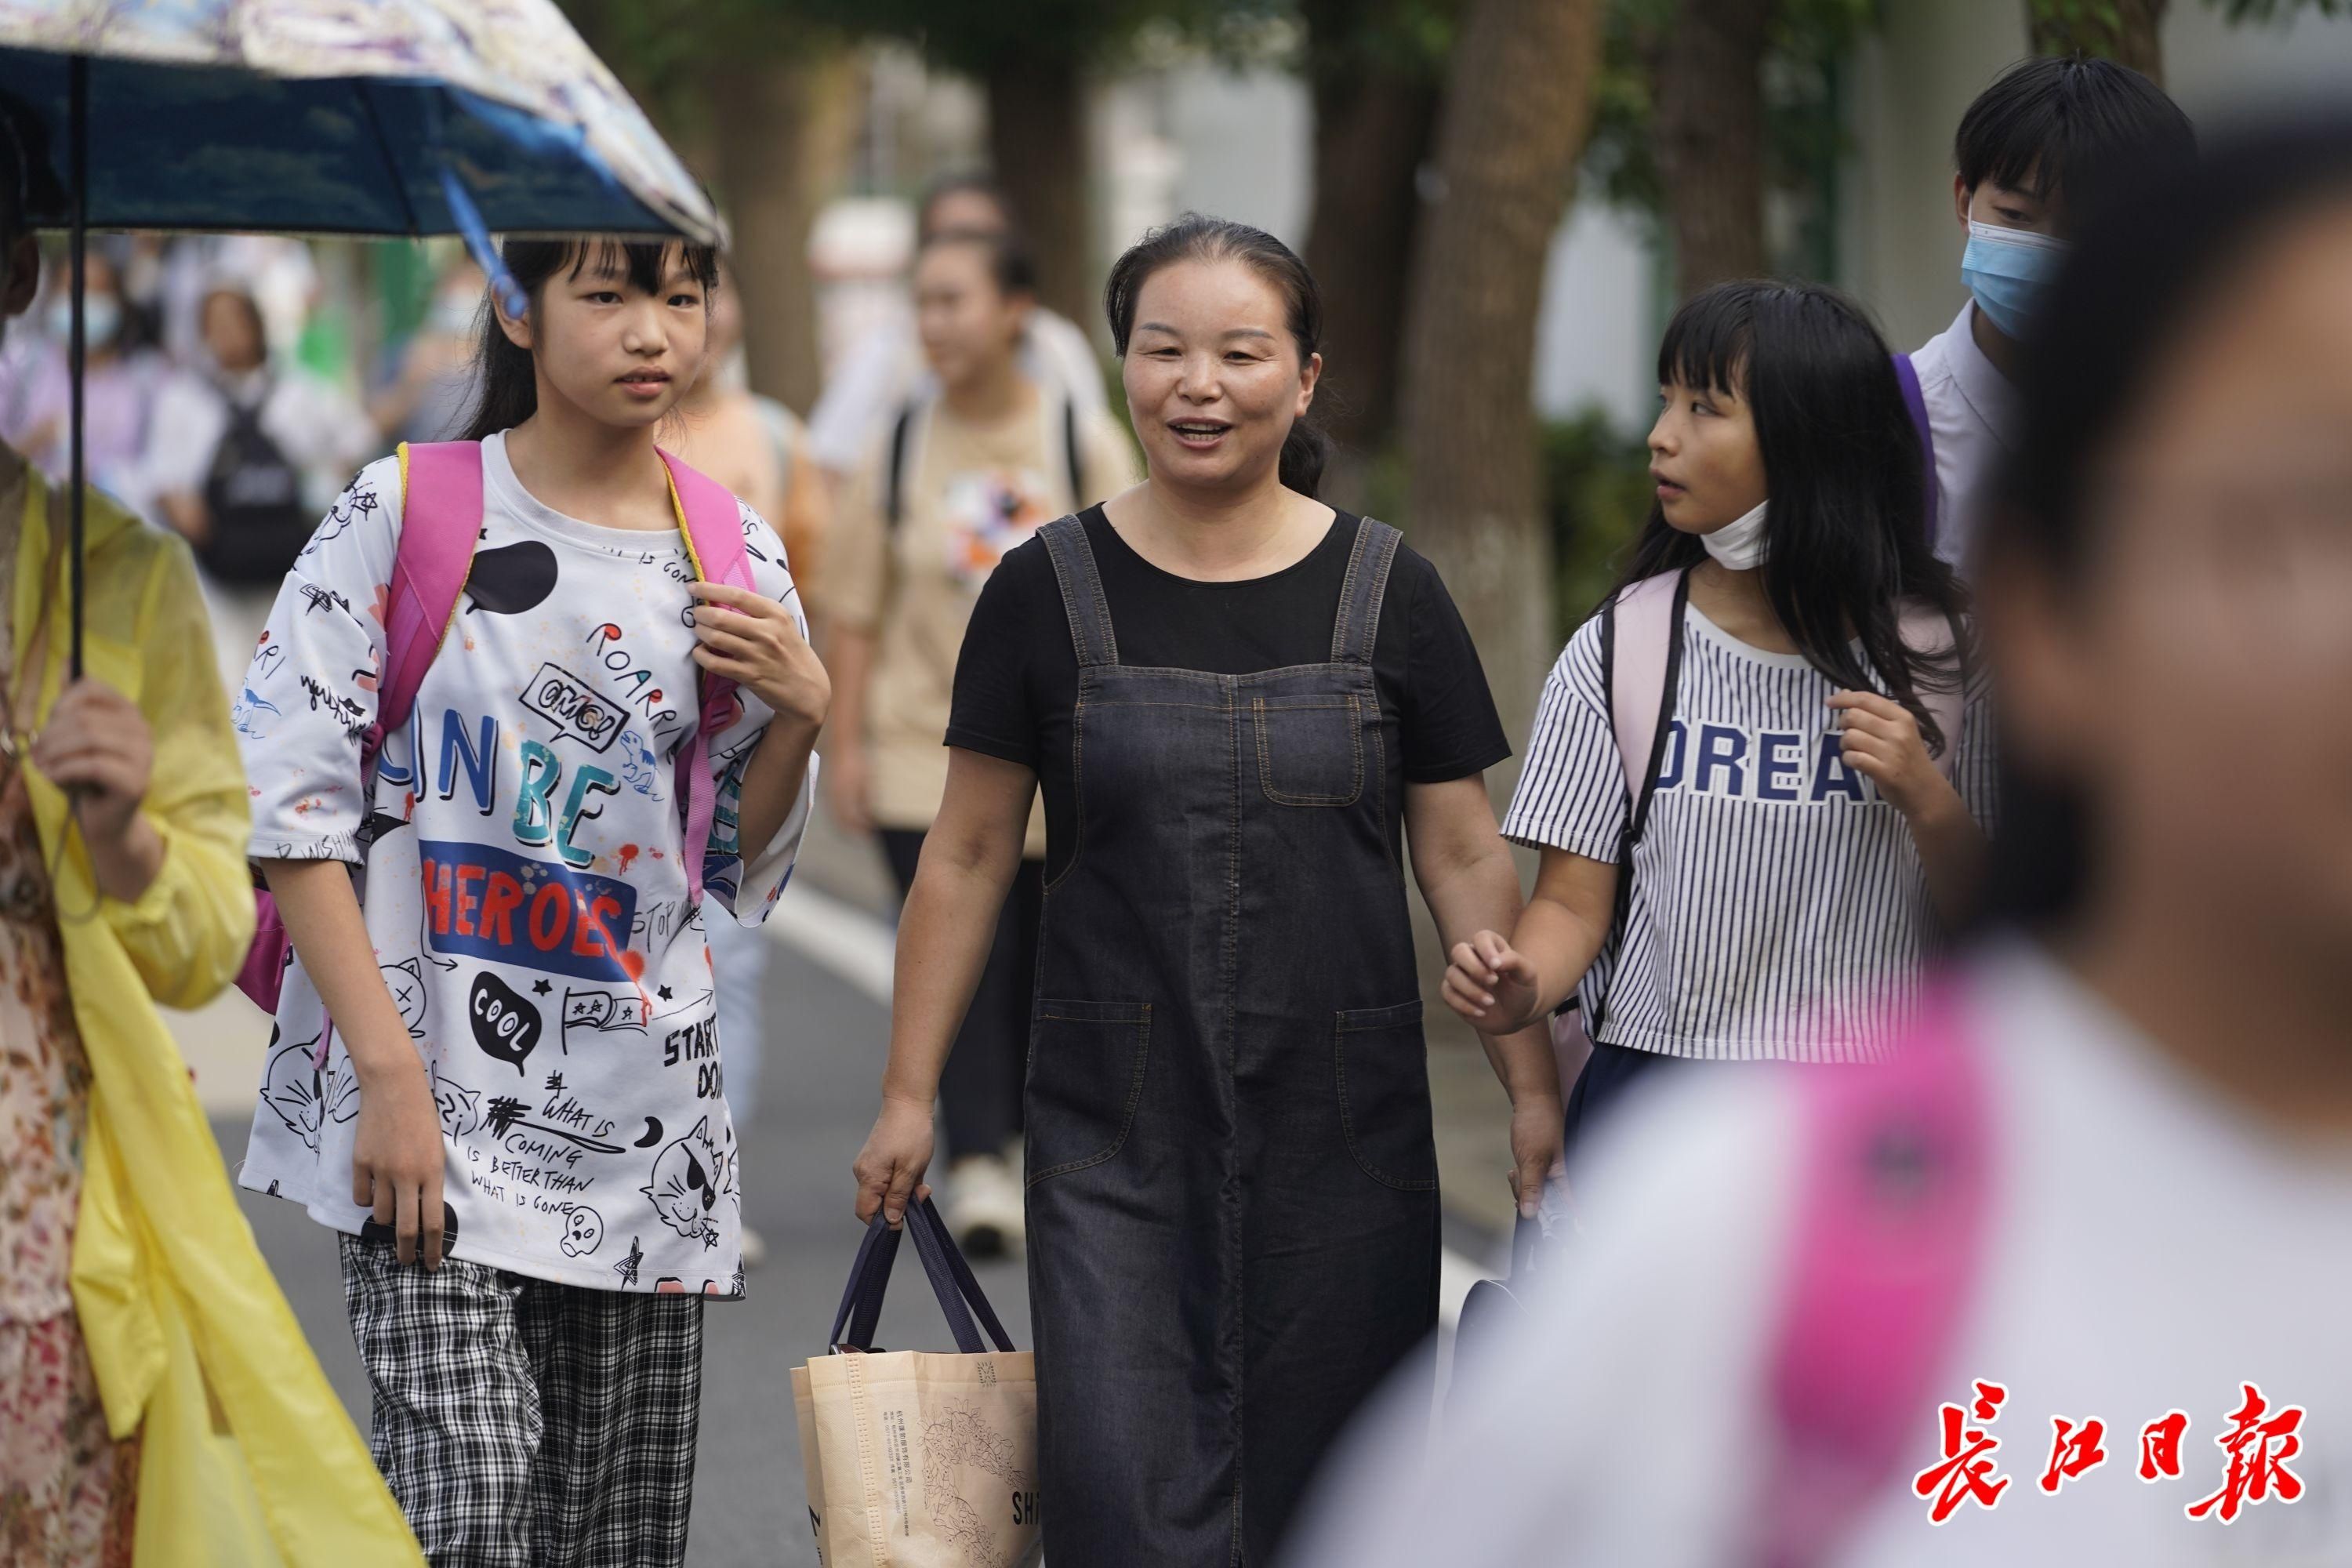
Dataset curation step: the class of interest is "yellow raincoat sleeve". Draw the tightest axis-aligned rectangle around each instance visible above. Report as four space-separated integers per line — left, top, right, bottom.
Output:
20 480 426 1568
98 534 258 1005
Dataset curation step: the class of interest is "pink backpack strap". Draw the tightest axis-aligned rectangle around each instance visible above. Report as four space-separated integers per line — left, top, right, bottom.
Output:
659 448 757 903
1896 602 1966 781
372 441 482 750
1759 985 1994 1568
1604 570 1685 806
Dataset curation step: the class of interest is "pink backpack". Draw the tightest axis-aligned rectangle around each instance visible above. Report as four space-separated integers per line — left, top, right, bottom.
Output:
234 441 757 1012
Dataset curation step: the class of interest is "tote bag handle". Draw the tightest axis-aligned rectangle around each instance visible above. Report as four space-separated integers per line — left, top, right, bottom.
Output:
828 1200 1017 1356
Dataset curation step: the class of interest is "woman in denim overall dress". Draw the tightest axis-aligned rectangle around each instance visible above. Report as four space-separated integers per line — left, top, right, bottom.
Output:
853 216 1564 1563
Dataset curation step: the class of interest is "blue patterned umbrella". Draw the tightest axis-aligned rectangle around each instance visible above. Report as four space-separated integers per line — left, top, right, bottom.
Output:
0 0 721 670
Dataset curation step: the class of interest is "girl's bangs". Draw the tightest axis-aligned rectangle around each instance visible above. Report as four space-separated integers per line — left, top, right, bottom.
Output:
1656 287 1751 397
560 236 720 295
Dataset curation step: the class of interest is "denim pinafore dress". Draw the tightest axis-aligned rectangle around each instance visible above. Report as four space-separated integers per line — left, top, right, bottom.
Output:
1025 514 1441 1565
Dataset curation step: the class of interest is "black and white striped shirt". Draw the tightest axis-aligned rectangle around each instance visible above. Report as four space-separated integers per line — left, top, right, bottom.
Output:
1502 603 1998 1062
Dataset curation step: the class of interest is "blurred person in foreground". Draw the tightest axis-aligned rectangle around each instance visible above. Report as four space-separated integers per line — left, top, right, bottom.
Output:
0 99 420 1563
804 174 1108 484
824 227 1135 1258
148 275 379 679
1288 118 2352 1567
1904 54 2191 574
670 256 833 1265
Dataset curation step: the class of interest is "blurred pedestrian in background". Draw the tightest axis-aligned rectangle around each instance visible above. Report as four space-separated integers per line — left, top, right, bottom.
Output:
671 255 835 1267
368 252 487 447
0 247 170 513
147 274 377 679
853 214 1560 1563
1902 55 2191 574
1291 117 2352 1567
1446 279 1995 1174
805 175 1109 487
823 226 1137 1258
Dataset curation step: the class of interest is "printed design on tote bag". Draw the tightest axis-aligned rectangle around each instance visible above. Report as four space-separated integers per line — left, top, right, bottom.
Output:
924 1399 1036 1567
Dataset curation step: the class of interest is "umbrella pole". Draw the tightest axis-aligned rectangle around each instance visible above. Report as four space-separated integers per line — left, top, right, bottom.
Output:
65 55 85 682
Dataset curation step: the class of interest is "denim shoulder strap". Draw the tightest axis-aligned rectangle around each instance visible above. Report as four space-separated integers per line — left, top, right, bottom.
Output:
1039 514 1118 670
1330 517 1403 666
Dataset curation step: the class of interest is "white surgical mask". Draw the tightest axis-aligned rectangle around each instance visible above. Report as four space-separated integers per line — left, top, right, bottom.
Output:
1700 497 1769 571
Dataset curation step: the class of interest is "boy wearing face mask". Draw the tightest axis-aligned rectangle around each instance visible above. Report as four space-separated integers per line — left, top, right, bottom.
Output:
1903 55 2191 574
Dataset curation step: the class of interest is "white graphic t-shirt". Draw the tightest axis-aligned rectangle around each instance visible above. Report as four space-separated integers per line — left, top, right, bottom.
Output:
234 432 814 1296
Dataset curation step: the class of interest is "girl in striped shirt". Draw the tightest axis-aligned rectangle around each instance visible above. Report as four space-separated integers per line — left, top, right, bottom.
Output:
1449 281 1994 1161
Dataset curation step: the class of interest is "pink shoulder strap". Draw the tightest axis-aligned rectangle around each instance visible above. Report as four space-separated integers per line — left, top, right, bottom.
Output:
1761 986 1993 1567
375 441 482 745
1896 603 1966 781
658 449 757 902
1608 572 1682 797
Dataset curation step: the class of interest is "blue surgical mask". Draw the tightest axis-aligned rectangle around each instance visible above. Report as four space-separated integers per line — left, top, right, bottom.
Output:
46 293 121 347
1961 220 2068 340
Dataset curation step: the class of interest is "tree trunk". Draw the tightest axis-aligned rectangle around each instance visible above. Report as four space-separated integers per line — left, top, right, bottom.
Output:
985 53 1094 335
710 53 862 414
1401 0 1606 763
2027 0 2168 84
1655 0 1776 299
1301 14 1440 466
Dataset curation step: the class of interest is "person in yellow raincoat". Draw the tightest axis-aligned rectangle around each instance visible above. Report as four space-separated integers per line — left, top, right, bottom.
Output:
0 102 422 1566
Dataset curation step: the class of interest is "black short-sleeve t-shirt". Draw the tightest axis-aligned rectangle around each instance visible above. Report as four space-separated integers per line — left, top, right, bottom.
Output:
946 506 1512 878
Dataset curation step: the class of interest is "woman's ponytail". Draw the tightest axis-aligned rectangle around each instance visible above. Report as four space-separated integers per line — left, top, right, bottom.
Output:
1279 416 1330 501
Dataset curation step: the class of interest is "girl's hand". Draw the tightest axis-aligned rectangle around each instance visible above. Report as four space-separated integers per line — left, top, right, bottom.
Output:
350 1051 448 1269
1506 1091 1566 1221
1828 691 1958 820
1445 929 1542 1034
687 581 832 731
31 678 151 846
852 1094 935 1227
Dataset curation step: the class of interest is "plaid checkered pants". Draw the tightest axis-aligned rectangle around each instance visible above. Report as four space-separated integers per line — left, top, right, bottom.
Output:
339 1235 706 1567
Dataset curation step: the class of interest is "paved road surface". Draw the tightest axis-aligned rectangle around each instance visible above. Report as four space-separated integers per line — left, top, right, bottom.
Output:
217 934 1024 1568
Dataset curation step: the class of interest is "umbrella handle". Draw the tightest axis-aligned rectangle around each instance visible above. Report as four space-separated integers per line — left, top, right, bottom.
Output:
65 54 85 683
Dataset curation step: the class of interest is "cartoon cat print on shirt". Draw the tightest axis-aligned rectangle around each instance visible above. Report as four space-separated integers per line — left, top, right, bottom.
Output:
641 1116 727 1249
430 1062 483 1138
261 1036 358 1152
382 956 430 1037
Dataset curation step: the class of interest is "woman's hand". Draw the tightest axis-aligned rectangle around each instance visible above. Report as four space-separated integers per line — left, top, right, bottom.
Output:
350 1050 448 1269
1828 691 1960 821
852 1094 937 1226
826 741 874 837
31 678 164 902
1444 929 1542 1035
688 581 831 731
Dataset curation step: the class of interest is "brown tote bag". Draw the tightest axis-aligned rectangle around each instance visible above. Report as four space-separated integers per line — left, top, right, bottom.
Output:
792 1199 1040 1567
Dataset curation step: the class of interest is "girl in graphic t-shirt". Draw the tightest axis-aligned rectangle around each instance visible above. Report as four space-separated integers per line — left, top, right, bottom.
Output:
1449 280 1995 1162
232 236 827 1566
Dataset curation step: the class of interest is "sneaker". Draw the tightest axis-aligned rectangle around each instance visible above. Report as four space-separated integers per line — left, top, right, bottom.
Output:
946 1153 1025 1261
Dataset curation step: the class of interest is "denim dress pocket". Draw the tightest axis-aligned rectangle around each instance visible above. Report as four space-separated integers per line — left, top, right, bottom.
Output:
1333 999 1437 1189
1253 694 1364 807
1025 999 1153 1185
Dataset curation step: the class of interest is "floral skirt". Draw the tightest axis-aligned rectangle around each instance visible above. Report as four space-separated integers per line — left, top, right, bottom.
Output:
0 1312 137 1567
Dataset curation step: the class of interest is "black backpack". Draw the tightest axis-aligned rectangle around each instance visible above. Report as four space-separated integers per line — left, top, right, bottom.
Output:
197 389 314 585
